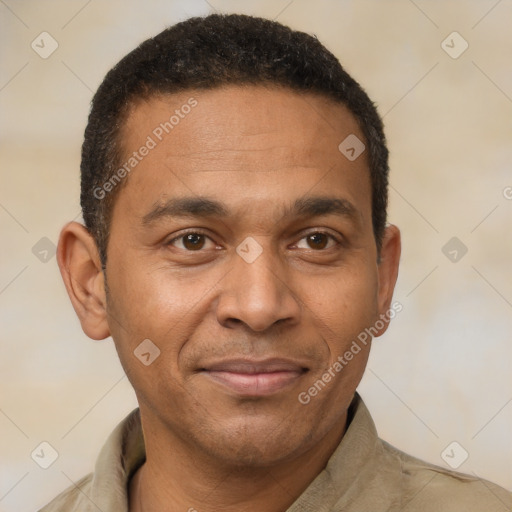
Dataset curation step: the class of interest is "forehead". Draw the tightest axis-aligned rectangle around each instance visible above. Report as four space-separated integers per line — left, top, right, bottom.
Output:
120 84 364 161
113 85 371 225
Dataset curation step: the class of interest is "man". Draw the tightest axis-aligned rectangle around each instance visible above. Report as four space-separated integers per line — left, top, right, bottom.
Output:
41 13 511 512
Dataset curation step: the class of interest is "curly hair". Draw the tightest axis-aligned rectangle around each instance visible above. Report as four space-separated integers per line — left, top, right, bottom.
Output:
80 13 389 265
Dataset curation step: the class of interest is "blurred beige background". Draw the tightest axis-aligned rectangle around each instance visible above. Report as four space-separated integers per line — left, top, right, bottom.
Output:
1 0 511 510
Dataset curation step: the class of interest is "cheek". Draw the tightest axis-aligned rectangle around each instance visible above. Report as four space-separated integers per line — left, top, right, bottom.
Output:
105 258 221 380
109 259 203 331
104 266 200 410
295 270 376 421
305 264 379 343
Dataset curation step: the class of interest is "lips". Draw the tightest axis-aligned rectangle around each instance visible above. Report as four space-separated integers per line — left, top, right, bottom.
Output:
200 358 308 397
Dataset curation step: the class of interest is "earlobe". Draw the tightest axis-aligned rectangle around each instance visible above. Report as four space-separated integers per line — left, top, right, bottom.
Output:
57 221 111 340
375 224 401 336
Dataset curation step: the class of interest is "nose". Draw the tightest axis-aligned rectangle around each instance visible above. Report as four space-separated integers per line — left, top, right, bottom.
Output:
215 241 301 332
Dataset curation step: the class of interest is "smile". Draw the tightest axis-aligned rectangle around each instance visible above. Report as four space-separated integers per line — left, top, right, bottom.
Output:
200 358 309 397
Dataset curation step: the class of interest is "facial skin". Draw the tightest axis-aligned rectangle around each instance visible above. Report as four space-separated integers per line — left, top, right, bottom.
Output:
58 85 400 511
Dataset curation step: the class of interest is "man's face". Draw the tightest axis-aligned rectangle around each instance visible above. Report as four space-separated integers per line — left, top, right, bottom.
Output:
104 85 391 466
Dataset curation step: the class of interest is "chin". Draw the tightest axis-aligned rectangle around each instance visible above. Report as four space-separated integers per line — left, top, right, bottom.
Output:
216 439 302 469
195 418 312 468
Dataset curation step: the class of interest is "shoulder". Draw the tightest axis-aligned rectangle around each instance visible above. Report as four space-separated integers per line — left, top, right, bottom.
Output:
37 473 93 511
381 440 512 511
36 408 142 511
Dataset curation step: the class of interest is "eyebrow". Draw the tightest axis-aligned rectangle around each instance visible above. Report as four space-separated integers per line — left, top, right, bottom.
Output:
141 195 361 226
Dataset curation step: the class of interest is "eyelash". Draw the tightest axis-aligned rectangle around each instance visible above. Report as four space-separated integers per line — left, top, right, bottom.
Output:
166 229 343 251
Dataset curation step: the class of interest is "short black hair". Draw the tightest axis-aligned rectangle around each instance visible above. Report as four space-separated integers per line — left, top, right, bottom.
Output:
81 13 389 265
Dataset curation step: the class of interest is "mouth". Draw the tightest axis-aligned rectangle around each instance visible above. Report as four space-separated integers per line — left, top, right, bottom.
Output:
199 358 309 397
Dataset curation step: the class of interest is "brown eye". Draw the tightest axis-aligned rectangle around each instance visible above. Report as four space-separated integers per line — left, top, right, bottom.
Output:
168 232 214 251
182 233 206 250
295 231 339 251
306 233 329 250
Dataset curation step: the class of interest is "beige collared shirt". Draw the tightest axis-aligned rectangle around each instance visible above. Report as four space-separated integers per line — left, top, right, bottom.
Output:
38 394 511 511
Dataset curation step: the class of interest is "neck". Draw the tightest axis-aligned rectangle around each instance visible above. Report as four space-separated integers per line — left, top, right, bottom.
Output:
129 408 347 512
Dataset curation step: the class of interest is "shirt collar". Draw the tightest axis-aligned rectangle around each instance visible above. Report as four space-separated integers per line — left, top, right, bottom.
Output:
286 392 383 511
87 392 384 511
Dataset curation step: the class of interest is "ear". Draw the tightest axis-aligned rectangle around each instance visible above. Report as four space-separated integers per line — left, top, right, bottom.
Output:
57 221 110 340
374 224 401 336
